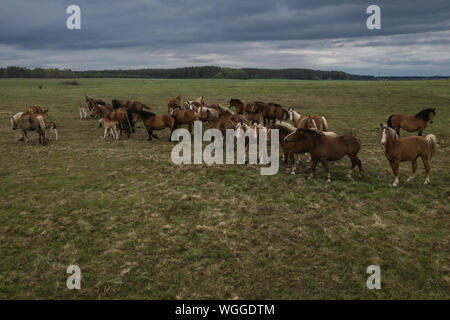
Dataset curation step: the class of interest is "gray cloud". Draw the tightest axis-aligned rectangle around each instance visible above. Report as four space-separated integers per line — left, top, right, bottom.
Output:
0 0 449 75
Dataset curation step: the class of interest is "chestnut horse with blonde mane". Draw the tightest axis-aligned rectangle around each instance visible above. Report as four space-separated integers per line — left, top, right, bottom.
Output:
380 124 436 187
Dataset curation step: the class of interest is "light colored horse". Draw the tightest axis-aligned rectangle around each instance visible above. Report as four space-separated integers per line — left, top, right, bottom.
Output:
11 112 47 144
288 108 329 131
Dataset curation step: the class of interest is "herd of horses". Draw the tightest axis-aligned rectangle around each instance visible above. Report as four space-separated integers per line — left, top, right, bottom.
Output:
11 93 438 187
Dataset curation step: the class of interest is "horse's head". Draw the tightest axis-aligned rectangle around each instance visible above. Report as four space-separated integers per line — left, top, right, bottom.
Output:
41 109 49 117
90 105 101 118
380 124 397 145
429 108 436 123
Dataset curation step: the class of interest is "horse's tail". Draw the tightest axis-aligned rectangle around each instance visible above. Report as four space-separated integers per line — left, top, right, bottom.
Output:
321 116 329 131
425 134 437 158
10 117 15 130
387 115 394 128
171 114 178 130
37 115 46 134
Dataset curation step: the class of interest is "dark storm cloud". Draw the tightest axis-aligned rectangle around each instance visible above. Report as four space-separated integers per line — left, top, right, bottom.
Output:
1 0 450 49
0 0 449 75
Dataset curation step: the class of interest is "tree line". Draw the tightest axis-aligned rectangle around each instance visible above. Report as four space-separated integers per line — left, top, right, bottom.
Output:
0 65 373 80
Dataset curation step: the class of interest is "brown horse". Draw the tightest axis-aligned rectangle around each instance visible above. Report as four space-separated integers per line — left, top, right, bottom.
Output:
85 95 107 111
90 105 132 139
133 110 178 141
26 105 48 116
262 103 289 126
168 94 182 114
112 99 151 132
271 121 309 174
229 98 245 114
172 108 198 133
380 125 436 187
12 112 47 144
285 128 363 182
387 108 436 136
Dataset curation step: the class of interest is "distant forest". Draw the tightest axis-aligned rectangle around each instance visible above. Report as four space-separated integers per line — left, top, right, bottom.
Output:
0 66 447 80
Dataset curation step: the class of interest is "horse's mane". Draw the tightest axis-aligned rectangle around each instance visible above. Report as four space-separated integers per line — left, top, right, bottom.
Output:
270 103 282 108
386 127 398 140
415 108 435 121
112 99 123 109
276 121 296 133
138 110 155 118
230 98 242 104
219 105 234 115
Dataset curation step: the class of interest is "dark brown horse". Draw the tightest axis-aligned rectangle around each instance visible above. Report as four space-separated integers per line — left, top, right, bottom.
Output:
229 98 245 114
168 94 182 114
387 108 436 136
112 99 151 132
380 125 436 187
262 103 289 126
133 110 178 141
285 128 363 182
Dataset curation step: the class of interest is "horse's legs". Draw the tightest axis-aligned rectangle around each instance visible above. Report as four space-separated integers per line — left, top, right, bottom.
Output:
421 155 431 184
152 133 159 139
391 160 400 187
147 129 153 141
418 130 423 136
319 158 331 182
396 127 400 136
407 159 418 182
289 152 296 175
308 158 319 180
348 155 364 178
188 122 193 133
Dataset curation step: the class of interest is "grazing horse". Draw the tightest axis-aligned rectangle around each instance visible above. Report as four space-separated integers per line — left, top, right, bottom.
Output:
380 125 436 187
168 94 182 114
229 98 245 114
171 108 198 133
11 112 47 144
112 99 151 132
90 105 132 140
387 108 436 136
285 128 363 182
133 110 178 141
262 103 289 126
288 108 329 131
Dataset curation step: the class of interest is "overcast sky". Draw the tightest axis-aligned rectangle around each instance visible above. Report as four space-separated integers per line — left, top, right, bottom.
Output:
0 0 449 76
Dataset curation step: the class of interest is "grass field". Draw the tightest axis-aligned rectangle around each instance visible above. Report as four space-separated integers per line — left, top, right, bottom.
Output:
0 78 448 299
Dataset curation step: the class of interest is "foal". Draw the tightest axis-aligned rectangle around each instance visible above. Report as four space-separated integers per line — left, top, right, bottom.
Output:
380 125 436 187
285 128 363 182
12 113 47 144
387 108 436 136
